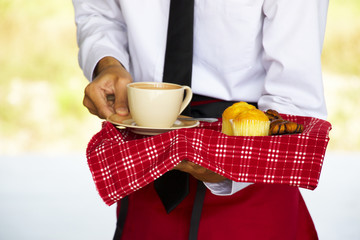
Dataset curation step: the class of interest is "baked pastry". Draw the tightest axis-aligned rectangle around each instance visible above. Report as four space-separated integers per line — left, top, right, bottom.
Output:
232 109 270 136
222 102 269 136
264 109 282 121
222 102 256 136
265 110 304 135
222 103 303 136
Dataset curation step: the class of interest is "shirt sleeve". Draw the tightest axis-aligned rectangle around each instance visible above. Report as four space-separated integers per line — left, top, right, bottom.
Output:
258 0 329 120
204 180 253 196
206 0 329 196
72 0 130 81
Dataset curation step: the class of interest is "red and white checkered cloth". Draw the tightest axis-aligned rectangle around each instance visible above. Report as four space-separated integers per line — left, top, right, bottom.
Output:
87 115 332 206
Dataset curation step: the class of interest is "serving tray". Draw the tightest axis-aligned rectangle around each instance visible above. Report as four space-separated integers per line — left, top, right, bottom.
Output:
87 115 332 206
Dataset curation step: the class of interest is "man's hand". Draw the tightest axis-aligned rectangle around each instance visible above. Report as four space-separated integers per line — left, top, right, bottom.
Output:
173 160 227 183
83 57 133 119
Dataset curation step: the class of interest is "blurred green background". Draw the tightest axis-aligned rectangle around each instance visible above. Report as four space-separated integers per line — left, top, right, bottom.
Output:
1 0 359 155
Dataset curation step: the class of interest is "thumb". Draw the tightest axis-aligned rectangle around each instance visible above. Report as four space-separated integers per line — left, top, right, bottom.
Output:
112 70 132 116
114 89 129 116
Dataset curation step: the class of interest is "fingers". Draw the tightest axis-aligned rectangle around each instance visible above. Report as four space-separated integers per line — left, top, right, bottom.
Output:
82 63 133 119
83 84 114 119
83 95 98 115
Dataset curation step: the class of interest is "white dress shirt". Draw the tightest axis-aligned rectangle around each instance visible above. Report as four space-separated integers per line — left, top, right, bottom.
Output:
73 0 328 195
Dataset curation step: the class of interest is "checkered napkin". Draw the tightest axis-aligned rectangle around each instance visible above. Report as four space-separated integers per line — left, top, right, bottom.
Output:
87 115 332 206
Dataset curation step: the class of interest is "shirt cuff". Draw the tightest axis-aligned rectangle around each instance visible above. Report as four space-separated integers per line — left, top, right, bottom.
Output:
80 46 129 81
203 180 253 196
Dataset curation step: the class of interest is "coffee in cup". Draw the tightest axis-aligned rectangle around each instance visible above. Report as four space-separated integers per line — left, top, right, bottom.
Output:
127 82 192 128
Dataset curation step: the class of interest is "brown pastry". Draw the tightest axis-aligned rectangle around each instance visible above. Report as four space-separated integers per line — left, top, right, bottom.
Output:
264 109 282 121
265 110 304 135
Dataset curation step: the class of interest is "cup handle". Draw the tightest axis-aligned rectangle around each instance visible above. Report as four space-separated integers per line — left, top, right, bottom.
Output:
179 86 193 115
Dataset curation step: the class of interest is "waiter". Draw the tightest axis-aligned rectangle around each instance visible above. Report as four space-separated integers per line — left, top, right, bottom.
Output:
72 0 328 239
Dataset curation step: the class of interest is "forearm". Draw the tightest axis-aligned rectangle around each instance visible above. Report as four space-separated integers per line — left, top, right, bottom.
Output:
173 161 252 195
258 0 329 119
173 160 226 183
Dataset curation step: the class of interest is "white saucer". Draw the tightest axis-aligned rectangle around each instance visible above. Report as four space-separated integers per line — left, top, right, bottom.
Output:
107 115 199 135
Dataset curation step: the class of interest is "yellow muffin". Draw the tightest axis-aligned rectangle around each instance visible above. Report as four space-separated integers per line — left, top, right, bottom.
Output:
232 109 270 136
222 102 270 136
222 102 256 136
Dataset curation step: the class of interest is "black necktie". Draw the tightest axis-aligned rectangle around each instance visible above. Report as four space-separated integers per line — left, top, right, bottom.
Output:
163 0 194 88
154 0 195 213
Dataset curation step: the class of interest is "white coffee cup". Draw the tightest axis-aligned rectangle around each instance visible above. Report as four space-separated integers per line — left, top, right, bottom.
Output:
127 82 193 128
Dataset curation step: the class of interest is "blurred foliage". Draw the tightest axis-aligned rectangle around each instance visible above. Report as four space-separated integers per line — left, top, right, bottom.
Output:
0 0 359 154
0 0 97 154
322 0 360 76
0 0 78 83
321 0 360 151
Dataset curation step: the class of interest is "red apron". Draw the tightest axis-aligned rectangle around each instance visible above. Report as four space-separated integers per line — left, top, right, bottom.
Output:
117 176 318 240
